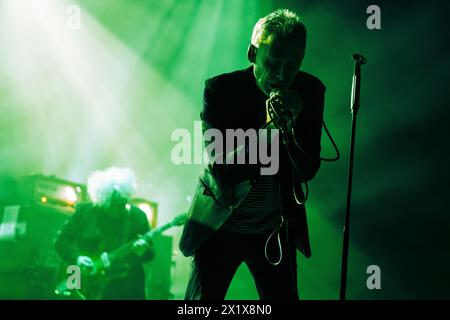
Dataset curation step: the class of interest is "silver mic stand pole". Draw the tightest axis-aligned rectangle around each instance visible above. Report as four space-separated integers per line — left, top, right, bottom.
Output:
339 53 367 300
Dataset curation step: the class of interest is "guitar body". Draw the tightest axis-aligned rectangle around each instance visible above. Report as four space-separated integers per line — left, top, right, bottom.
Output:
54 254 129 300
54 213 187 299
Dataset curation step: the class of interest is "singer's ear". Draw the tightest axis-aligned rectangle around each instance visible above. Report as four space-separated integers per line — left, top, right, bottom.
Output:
247 44 257 63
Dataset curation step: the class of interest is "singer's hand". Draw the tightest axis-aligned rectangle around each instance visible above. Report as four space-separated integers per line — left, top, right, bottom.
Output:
267 90 303 133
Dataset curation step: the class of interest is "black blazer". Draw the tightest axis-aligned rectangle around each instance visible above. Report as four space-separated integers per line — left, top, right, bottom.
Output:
180 66 325 258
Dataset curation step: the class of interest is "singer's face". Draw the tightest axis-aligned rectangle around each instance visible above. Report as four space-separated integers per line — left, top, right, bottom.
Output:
103 192 128 218
253 35 304 96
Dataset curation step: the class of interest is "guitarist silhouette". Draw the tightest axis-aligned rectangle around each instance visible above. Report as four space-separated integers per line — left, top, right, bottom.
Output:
54 167 156 300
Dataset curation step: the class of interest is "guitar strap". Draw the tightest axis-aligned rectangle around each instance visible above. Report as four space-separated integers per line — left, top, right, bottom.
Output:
121 205 132 245
97 206 131 253
109 206 132 277
98 206 132 277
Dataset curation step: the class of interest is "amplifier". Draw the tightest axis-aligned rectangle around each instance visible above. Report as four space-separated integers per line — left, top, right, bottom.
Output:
0 204 69 299
13 174 87 214
145 234 174 300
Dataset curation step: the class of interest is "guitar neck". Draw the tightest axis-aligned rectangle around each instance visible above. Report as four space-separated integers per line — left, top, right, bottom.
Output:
107 220 177 263
142 221 175 242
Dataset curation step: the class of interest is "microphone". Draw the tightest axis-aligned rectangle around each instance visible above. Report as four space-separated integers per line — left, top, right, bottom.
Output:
269 88 281 99
268 89 283 121
267 89 290 145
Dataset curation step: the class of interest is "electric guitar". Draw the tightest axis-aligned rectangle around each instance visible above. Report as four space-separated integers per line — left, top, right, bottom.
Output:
54 213 186 300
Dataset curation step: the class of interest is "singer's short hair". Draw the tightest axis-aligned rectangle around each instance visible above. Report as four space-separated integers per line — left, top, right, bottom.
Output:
251 9 306 48
87 167 137 207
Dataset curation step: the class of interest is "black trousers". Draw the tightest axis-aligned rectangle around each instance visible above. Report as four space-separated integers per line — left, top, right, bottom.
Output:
184 225 299 300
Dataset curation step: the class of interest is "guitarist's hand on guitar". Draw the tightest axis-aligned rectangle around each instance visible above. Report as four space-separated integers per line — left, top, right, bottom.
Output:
76 255 96 275
131 236 152 257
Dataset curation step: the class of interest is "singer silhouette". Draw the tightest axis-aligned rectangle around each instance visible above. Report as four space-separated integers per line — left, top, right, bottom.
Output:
180 9 326 300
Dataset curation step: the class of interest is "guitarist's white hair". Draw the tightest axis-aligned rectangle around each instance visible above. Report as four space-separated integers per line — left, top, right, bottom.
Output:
87 167 137 207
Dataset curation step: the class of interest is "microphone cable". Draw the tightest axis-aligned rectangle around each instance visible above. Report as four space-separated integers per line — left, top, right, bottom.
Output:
266 97 341 205
266 97 340 163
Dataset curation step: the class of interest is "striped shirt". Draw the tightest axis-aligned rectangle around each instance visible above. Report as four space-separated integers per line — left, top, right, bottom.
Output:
222 174 282 233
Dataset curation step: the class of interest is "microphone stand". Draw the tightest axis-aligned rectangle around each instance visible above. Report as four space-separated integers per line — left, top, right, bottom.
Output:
339 53 367 300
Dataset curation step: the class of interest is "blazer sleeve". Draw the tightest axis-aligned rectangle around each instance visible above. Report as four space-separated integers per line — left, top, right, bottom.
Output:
286 80 325 182
200 78 262 186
